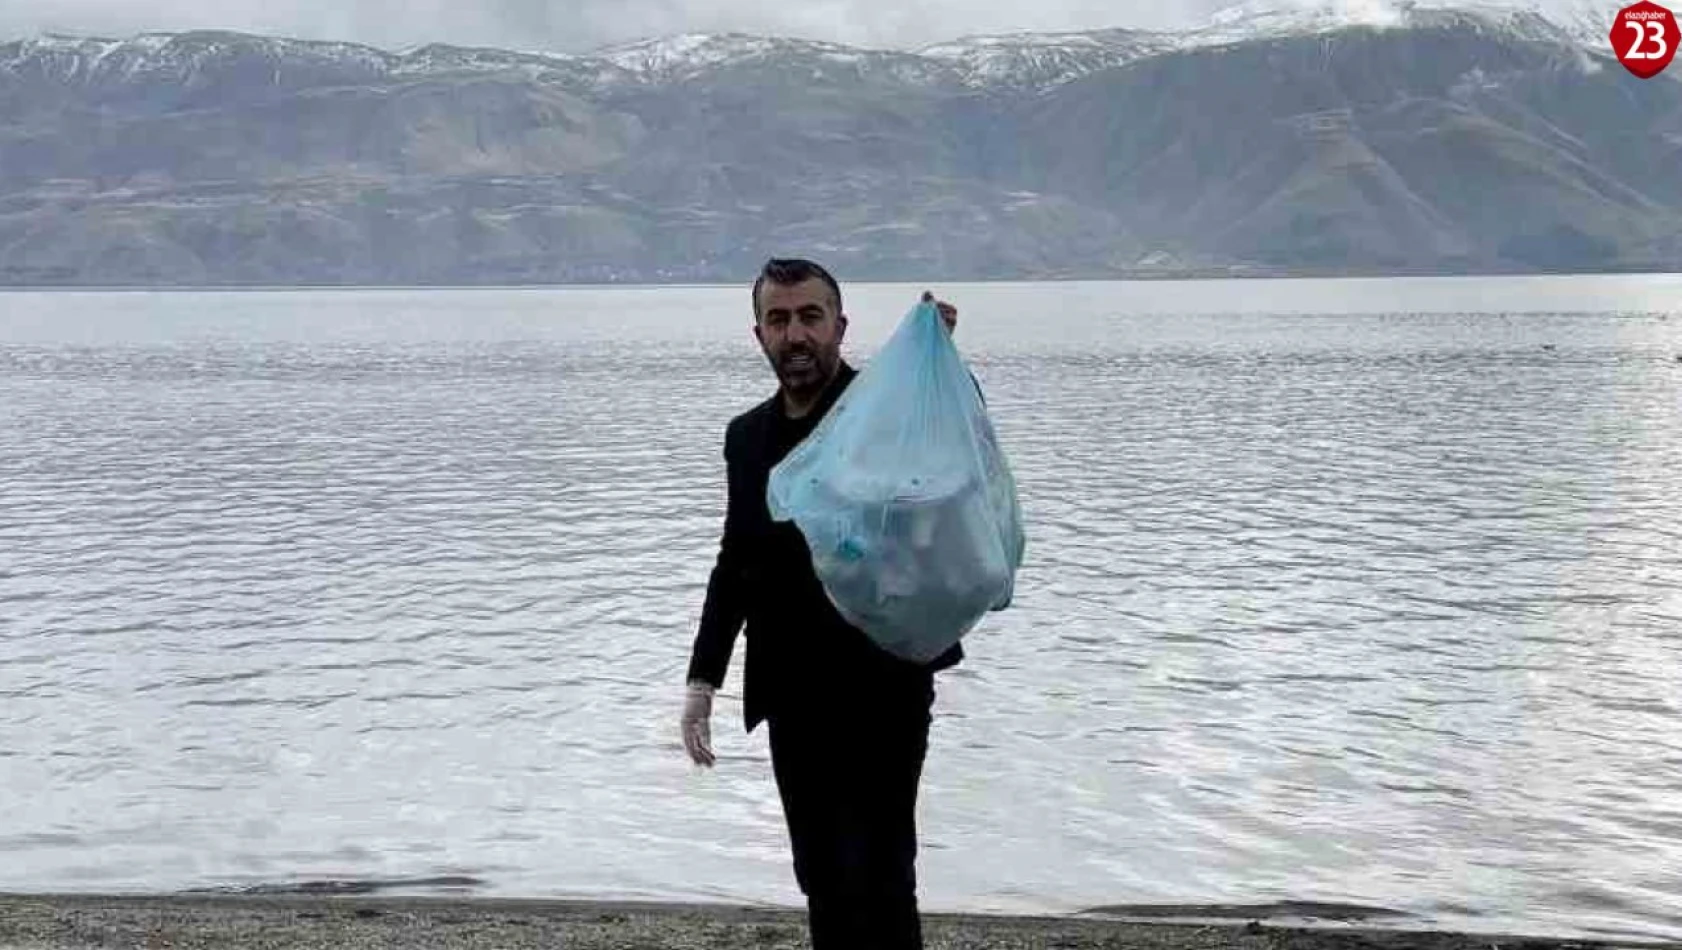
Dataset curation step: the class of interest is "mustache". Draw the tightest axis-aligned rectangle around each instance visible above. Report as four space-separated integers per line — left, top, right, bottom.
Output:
780 345 815 363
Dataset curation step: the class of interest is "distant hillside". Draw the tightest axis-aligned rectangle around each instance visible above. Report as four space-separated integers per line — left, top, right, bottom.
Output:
2 4 1679 285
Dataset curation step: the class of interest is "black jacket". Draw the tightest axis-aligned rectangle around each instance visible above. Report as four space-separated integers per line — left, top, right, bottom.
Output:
686 362 963 731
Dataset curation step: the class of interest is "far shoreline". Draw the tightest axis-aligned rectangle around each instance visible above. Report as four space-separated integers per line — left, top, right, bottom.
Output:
3 270 1682 294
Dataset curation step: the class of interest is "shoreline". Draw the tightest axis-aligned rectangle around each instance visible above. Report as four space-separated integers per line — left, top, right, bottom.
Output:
1 895 1674 950
3 271 1682 294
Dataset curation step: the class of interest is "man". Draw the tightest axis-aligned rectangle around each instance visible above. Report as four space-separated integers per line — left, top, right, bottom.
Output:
681 258 963 949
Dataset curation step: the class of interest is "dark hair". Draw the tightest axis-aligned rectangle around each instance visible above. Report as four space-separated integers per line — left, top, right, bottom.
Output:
752 258 842 319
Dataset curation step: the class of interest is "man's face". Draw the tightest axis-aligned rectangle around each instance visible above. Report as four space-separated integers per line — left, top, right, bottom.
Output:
754 277 847 397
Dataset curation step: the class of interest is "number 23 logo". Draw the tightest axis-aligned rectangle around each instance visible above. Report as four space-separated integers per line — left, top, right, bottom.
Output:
1623 18 1669 57
1611 1 1680 78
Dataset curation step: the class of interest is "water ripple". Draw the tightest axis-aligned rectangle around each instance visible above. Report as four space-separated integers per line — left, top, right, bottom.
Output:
1 286 1680 940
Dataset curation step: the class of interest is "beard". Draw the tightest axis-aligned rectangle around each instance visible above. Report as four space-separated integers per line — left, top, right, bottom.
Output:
773 343 836 395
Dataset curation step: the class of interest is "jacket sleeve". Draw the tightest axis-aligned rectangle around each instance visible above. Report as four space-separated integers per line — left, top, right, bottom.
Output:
686 418 748 688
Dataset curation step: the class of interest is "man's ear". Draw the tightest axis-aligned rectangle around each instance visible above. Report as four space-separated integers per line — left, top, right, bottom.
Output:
836 313 848 342
753 322 764 348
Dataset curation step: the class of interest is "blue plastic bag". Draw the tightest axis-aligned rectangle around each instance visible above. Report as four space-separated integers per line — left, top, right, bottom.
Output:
767 299 1025 663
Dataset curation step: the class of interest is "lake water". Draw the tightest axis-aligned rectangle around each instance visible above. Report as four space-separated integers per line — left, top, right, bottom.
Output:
2 277 1681 941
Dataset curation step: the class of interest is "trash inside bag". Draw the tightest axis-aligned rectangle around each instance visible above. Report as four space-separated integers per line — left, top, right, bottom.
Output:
767 299 1026 664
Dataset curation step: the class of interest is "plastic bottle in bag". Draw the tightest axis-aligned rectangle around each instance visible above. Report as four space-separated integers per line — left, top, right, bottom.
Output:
767 299 1025 663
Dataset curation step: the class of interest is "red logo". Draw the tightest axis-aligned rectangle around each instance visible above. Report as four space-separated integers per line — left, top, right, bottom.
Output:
1612 0 1679 78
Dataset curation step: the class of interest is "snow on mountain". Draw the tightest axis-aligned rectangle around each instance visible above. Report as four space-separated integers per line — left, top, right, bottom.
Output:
598 32 773 78
0 35 126 81
388 43 635 89
1188 0 1409 43
1 2 1614 96
1176 0 1598 52
918 28 1173 88
598 32 884 78
0 31 392 84
392 43 576 74
1544 0 1622 48
914 2 1600 90
595 31 954 86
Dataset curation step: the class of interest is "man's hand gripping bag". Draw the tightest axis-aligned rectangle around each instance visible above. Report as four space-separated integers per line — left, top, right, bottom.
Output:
768 300 1026 663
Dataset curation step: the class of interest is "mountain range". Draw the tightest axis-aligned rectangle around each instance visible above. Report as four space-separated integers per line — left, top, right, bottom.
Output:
1 0 1679 285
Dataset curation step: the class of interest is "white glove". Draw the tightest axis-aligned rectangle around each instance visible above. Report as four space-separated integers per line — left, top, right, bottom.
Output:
681 681 716 767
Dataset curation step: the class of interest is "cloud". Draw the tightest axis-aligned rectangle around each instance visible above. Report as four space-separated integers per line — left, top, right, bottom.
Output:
0 0 1604 53
0 0 1218 52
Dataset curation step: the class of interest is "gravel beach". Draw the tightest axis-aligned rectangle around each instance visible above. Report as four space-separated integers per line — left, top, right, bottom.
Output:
0 895 1670 950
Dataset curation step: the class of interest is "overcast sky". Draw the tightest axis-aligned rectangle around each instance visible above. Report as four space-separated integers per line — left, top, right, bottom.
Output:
2 0 1593 53
2 0 1237 53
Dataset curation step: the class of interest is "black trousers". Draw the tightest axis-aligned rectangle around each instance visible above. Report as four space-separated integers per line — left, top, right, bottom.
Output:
767 680 934 950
